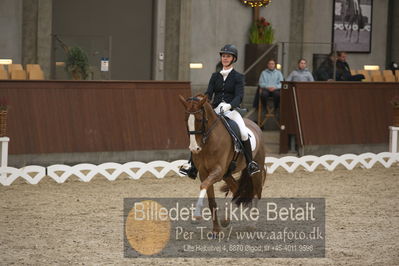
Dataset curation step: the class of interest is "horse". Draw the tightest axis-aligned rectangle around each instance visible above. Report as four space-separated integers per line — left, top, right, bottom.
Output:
179 94 266 235
342 0 364 43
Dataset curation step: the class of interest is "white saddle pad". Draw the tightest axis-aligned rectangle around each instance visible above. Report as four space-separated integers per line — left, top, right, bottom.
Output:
247 128 257 151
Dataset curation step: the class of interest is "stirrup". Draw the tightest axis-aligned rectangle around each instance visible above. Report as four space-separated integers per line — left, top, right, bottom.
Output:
247 161 260 175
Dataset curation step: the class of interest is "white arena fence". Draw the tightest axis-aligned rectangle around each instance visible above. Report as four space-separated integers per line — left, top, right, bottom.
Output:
0 152 398 186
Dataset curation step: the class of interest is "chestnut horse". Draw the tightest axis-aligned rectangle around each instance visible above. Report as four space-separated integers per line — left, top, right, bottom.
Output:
179 94 266 234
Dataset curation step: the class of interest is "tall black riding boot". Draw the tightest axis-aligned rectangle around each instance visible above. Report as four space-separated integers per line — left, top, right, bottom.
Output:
179 154 198 180
242 139 260 175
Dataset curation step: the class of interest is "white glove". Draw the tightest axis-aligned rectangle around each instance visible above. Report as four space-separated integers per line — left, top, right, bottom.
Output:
220 103 232 113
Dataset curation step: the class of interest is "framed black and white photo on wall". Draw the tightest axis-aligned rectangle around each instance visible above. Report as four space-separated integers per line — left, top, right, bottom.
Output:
332 0 373 53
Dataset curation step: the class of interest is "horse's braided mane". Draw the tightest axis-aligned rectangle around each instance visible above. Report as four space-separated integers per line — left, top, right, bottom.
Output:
194 94 211 103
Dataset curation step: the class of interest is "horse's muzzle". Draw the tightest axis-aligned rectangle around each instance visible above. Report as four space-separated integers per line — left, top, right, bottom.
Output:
190 146 202 154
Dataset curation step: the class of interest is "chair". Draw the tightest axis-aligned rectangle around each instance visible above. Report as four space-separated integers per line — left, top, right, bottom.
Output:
0 69 8 80
357 70 371 82
10 69 27 80
369 70 383 82
26 64 42 74
257 87 280 128
28 69 45 80
382 70 396 82
371 74 384 82
8 64 23 73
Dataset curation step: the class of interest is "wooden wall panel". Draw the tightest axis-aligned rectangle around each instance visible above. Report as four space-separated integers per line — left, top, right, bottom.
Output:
280 82 399 153
0 81 191 154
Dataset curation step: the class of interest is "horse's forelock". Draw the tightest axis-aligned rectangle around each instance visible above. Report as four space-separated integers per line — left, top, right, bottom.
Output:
187 100 201 112
186 95 204 109
187 95 204 102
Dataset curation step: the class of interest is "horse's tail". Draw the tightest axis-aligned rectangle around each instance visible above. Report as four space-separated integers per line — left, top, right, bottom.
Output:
232 168 253 206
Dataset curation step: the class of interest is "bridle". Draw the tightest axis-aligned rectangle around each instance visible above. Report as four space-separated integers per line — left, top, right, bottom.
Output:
185 97 219 144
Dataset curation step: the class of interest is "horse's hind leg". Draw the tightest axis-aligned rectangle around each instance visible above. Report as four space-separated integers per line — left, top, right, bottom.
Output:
245 150 265 230
223 175 239 196
253 147 266 200
219 175 239 228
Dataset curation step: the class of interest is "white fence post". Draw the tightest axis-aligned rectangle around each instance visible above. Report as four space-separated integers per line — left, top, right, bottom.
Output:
0 137 9 179
389 126 399 153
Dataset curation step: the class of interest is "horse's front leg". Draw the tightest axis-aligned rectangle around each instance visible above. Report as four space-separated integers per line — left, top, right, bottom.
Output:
206 185 221 235
194 166 223 219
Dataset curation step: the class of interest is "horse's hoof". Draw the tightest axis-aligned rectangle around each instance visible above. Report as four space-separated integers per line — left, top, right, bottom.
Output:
220 219 230 228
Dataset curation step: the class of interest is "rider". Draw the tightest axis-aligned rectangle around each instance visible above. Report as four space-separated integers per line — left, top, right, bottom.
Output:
179 44 260 179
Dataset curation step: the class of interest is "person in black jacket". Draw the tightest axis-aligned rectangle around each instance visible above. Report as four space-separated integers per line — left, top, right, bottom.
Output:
180 44 260 179
315 52 335 81
335 51 364 81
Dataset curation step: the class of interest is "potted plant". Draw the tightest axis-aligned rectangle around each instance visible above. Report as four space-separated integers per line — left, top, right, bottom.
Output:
244 17 278 86
0 97 9 137
391 95 399 126
65 46 90 80
249 17 275 44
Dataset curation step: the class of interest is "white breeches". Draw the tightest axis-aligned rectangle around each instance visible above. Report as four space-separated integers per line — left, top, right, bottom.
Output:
215 102 249 141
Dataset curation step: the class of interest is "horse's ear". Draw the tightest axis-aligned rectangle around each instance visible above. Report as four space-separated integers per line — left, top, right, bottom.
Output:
179 95 188 108
199 95 208 106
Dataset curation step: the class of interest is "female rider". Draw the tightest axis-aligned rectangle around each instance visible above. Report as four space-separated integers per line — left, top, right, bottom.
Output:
180 44 260 179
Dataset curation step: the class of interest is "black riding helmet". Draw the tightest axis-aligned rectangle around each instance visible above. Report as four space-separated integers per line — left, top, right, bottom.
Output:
219 44 238 63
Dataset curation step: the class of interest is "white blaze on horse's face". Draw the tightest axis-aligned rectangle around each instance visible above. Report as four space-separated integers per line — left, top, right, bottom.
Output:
188 114 202 153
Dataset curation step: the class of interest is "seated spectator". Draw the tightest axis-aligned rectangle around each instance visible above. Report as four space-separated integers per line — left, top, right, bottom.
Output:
314 52 335 81
335 51 365 81
286 58 314 82
253 59 284 112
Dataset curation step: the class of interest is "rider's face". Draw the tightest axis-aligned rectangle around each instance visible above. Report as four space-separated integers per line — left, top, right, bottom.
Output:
221 54 234 68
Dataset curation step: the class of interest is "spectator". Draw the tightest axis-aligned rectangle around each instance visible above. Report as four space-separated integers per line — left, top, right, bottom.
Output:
315 52 335 81
335 51 365 81
286 58 314 82
252 59 284 112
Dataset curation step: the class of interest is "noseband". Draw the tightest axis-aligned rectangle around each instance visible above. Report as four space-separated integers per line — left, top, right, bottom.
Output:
185 97 219 144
